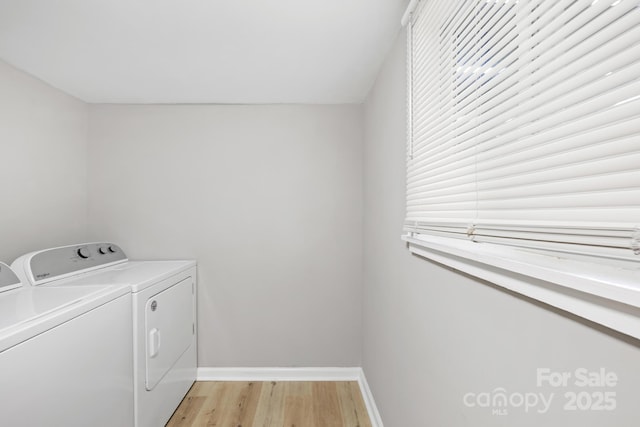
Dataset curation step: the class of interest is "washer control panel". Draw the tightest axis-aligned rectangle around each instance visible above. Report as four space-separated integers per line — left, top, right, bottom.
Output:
27 242 127 284
0 262 21 293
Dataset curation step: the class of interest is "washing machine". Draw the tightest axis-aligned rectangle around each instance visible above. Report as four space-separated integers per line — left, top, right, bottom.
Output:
0 261 134 426
12 242 197 427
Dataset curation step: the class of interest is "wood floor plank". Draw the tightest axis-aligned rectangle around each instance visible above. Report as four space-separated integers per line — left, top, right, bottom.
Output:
216 381 262 427
351 382 372 427
252 381 286 427
187 381 209 397
195 381 230 426
312 382 344 427
165 393 206 427
239 382 263 426
166 381 372 427
336 382 372 427
283 382 314 427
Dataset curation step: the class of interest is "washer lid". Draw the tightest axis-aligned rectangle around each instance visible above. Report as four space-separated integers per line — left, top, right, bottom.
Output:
0 262 21 293
0 284 130 352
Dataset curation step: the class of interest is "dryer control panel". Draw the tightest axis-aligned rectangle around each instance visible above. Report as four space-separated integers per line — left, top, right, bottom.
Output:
13 243 128 286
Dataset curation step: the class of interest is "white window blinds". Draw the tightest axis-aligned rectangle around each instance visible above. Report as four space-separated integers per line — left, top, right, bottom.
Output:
406 0 640 263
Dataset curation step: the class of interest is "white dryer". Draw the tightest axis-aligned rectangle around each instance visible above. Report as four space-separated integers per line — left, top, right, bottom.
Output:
0 261 134 427
12 242 197 427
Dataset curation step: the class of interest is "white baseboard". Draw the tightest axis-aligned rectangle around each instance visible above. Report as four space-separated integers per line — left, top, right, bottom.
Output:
197 366 361 382
355 368 384 427
196 366 383 427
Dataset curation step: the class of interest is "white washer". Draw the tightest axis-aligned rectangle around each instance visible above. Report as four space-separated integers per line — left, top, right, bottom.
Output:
12 242 197 427
0 261 134 427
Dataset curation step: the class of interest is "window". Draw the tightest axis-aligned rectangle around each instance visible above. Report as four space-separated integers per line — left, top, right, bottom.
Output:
403 0 640 337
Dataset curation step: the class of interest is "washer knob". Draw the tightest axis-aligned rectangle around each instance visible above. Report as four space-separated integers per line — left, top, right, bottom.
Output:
98 247 108 255
108 245 118 253
77 247 91 259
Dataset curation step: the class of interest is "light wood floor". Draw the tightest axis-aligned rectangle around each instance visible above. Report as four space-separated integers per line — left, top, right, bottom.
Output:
166 381 372 427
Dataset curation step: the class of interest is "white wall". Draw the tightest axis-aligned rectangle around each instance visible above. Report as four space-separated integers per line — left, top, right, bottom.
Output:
362 29 640 426
0 60 88 262
87 104 363 367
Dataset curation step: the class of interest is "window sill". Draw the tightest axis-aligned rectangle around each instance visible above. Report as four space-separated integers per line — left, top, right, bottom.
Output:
403 233 640 340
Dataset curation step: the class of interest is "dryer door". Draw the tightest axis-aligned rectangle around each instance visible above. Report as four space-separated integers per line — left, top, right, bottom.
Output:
144 276 194 391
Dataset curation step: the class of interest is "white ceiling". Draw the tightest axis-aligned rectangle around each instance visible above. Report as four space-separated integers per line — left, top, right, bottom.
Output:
0 0 407 104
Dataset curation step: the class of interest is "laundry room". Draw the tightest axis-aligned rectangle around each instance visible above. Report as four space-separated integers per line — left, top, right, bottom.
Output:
1 1 640 426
